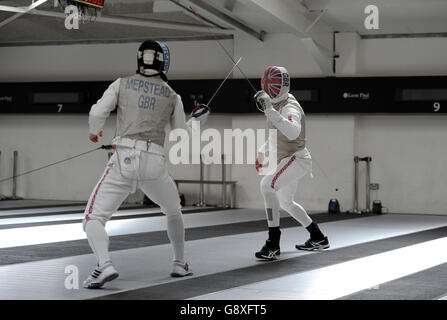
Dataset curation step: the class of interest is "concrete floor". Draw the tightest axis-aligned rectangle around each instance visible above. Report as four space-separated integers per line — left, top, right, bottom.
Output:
0 203 446 300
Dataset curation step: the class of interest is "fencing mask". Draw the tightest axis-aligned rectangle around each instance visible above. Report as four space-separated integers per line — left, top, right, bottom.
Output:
261 66 290 103
137 40 170 81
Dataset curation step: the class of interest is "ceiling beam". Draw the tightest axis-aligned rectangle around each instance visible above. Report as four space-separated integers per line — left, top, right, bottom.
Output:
239 0 334 74
224 0 238 12
0 35 234 47
0 0 48 28
0 4 233 34
240 0 332 48
102 2 154 15
301 38 333 74
171 0 265 41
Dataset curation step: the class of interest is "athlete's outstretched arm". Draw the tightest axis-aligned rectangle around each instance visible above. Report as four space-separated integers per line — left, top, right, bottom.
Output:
89 79 121 137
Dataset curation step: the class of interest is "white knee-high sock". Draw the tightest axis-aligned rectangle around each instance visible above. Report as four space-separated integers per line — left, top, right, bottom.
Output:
282 201 312 227
166 213 185 263
85 220 111 267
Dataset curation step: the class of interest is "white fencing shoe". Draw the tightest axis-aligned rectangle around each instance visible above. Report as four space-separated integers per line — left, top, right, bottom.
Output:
170 261 193 277
83 261 119 289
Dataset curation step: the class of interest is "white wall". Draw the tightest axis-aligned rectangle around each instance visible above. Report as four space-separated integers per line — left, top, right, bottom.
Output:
1 33 447 214
230 114 355 212
357 37 447 76
354 115 447 214
0 114 113 201
0 33 326 82
0 40 236 82
233 32 326 78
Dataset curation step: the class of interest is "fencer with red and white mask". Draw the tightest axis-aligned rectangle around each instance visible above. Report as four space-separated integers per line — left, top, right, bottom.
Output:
82 40 209 289
254 66 329 260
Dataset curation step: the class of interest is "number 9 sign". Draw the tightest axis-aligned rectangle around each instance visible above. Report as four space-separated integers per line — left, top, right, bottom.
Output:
434 102 441 112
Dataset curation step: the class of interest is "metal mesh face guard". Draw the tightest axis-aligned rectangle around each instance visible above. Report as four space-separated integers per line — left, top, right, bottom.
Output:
142 50 163 66
137 40 170 81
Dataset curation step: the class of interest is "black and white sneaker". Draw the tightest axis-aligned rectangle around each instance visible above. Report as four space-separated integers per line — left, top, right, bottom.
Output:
255 240 280 260
296 237 330 251
83 261 119 289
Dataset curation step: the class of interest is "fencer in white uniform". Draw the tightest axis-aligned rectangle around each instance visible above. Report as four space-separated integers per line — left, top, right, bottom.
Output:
82 40 209 289
254 66 329 260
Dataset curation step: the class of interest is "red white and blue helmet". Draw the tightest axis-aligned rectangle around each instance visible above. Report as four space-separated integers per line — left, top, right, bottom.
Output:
261 66 290 102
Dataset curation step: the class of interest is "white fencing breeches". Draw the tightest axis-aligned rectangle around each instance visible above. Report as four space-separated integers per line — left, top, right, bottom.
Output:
260 149 313 228
83 146 184 264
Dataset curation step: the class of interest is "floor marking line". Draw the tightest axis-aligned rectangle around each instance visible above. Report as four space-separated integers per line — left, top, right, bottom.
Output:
191 236 447 300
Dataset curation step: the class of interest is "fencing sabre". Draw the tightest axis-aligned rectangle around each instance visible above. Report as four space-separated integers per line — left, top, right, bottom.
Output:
206 56 242 107
169 0 258 94
0 145 114 184
176 2 350 207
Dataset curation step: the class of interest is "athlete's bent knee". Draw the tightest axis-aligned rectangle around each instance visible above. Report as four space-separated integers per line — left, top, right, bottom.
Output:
161 203 182 217
82 215 107 231
260 176 275 194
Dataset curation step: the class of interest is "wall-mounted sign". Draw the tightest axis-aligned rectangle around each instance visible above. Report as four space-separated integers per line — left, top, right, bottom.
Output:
342 92 370 100
0 96 13 103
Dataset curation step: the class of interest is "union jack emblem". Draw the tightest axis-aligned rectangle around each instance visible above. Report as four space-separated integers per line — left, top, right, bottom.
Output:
262 66 284 99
